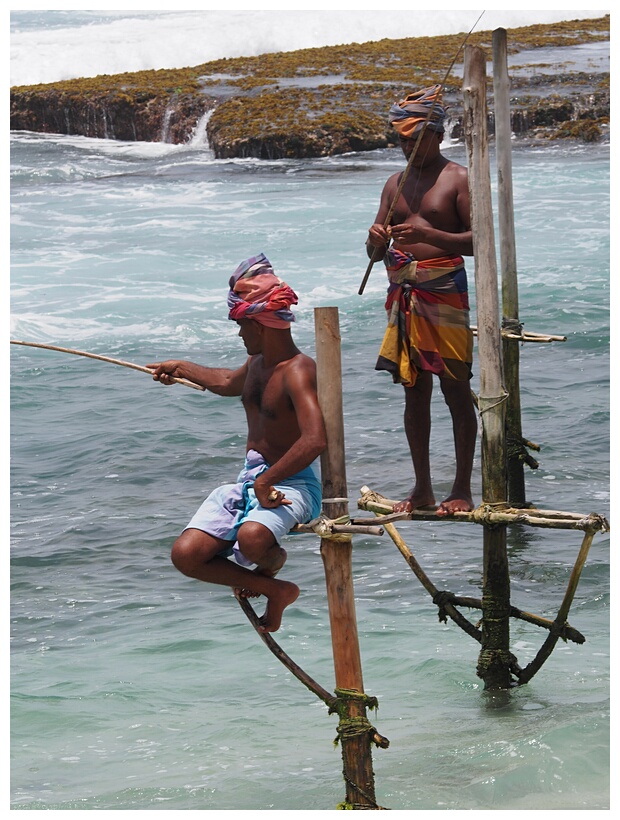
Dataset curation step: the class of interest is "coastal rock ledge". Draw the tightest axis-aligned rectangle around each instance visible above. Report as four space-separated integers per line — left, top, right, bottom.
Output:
10 18 610 158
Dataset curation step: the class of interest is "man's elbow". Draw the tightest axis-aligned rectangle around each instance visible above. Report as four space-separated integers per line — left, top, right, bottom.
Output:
311 429 328 460
460 230 474 256
366 239 386 261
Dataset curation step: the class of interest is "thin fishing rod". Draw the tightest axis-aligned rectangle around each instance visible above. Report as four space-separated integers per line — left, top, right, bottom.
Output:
10 340 205 391
358 10 485 296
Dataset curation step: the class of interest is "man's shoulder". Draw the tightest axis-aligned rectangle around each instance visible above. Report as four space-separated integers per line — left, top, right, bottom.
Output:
438 157 468 190
288 350 316 370
283 350 318 382
442 157 468 176
383 170 403 190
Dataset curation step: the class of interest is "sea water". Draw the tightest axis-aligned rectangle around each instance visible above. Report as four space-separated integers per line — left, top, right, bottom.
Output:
9 125 610 812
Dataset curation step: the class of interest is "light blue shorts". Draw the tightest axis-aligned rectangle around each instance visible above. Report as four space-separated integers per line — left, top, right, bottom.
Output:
184 449 322 566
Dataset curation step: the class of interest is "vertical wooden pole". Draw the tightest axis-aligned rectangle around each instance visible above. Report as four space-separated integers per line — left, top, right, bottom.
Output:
314 306 379 809
463 45 513 690
493 27 527 506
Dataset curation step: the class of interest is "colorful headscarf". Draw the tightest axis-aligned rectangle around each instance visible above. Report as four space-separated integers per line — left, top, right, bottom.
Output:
227 253 298 328
388 84 446 140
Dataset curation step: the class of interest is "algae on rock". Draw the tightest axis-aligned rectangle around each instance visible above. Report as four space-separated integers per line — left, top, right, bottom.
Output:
10 16 610 158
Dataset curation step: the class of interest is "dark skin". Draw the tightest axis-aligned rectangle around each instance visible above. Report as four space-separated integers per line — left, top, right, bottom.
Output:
367 129 477 516
147 318 326 632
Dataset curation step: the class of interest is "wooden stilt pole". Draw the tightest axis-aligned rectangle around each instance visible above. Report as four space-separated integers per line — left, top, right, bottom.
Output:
314 306 382 810
492 28 528 506
463 45 513 690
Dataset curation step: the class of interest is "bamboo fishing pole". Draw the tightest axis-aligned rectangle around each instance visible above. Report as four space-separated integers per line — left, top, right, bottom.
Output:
10 340 205 391
358 10 485 296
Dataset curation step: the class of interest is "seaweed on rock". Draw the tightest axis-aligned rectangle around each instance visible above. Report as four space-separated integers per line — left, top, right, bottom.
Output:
10 16 610 157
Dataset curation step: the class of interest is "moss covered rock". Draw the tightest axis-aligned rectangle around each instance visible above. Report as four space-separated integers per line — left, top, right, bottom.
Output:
10 15 610 157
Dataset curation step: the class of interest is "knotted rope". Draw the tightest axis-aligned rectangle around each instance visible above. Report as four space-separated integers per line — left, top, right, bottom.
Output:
330 688 388 750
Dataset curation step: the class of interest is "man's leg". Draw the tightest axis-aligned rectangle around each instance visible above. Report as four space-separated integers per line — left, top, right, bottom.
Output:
236 521 288 577
393 370 436 513
437 377 477 515
171 526 298 633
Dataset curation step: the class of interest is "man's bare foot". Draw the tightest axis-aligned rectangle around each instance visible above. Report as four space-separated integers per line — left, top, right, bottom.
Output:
258 580 300 633
393 492 436 514
235 548 288 599
436 493 474 516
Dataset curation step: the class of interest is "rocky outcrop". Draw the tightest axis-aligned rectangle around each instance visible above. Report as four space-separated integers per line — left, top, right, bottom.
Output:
449 83 610 143
205 95 392 158
10 17 610 157
9 86 214 144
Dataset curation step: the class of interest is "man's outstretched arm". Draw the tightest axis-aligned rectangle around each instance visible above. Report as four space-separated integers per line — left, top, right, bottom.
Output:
146 358 249 396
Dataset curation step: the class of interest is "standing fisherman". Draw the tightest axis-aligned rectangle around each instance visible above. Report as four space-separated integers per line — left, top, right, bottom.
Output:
366 85 477 516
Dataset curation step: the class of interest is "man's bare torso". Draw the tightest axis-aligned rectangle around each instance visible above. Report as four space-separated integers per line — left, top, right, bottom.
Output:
387 158 468 260
242 353 309 466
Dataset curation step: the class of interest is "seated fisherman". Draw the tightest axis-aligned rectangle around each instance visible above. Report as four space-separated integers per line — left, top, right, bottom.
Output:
366 84 478 516
148 254 326 633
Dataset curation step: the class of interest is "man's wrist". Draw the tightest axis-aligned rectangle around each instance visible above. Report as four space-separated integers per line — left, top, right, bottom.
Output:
253 475 273 495
367 236 389 248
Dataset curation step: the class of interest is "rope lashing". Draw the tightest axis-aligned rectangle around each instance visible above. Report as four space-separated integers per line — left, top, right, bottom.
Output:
476 648 521 680
548 619 570 640
584 512 610 534
357 484 607 685
293 512 384 540
470 504 512 527
477 391 510 415
330 688 389 750
507 434 540 469
313 513 353 541
334 716 378 744
432 590 458 622
502 316 524 336
330 687 379 714
338 775 388 811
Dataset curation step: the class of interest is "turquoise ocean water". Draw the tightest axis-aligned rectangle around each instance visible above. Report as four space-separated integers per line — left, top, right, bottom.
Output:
10 10 610 814
10 128 610 813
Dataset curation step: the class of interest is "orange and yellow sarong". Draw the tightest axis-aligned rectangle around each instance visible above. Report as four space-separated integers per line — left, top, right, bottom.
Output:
375 250 473 388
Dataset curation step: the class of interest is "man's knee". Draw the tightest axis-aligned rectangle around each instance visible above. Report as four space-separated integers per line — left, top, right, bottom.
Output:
404 372 433 413
171 530 218 578
405 370 432 394
236 521 278 564
440 377 473 407
171 533 197 576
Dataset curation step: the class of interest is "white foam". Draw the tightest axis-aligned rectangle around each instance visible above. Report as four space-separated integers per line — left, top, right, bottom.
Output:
10 8 607 87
